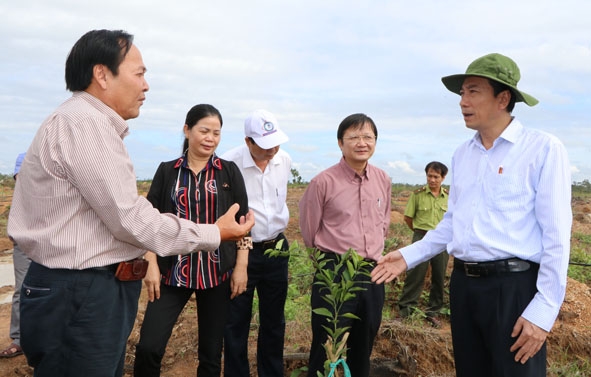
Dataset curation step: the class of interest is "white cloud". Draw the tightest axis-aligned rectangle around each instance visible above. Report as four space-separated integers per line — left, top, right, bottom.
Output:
387 161 416 174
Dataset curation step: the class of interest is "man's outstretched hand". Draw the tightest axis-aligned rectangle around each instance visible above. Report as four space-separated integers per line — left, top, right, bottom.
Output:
216 203 255 241
371 250 408 284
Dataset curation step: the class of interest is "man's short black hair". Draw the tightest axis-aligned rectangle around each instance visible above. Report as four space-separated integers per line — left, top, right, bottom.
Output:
65 29 134 92
488 79 516 113
425 161 448 177
337 113 378 141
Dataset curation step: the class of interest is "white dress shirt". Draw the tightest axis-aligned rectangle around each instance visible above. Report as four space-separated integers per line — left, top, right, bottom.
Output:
221 145 291 242
400 119 572 331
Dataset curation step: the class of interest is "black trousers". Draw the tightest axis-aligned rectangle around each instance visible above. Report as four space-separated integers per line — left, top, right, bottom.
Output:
134 279 231 377
21 261 141 377
450 263 546 377
224 236 289 377
307 255 384 377
398 229 449 317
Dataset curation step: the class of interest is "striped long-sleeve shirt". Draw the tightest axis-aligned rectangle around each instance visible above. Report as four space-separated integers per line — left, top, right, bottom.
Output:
7 91 220 269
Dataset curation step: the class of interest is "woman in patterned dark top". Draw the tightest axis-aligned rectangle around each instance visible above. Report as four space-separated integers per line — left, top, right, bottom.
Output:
134 104 250 377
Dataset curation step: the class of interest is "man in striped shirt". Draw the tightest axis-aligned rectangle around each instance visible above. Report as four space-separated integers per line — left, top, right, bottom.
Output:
7 29 253 377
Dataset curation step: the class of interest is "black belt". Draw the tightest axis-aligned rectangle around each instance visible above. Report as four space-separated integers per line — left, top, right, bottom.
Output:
454 257 535 278
89 263 119 273
252 233 285 250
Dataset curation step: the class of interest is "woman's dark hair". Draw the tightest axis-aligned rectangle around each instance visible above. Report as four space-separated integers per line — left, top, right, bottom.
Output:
65 29 134 92
182 104 223 152
425 161 448 177
337 113 378 141
488 79 516 113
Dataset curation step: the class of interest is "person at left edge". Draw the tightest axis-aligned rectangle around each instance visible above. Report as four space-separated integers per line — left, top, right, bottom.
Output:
0 153 30 359
134 104 251 377
7 29 254 377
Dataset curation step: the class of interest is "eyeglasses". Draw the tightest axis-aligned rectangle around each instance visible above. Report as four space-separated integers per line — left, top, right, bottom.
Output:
343 135 376 144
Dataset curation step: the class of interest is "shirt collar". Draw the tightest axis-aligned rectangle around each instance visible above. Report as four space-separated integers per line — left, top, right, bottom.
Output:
498 117 523 144
241 146 257 169
423 185 447 197
174 153 222 171
470 117 523 149
241 145 280 170
338 157 371 181
76 91 130 139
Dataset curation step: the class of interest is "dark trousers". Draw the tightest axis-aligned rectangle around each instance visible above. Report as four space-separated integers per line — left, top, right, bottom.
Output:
307 256 385 377
134 279 231 377
450 263 546 377
20 261 141 377
399 230 449 317
10 243 31 346
224 237 289 377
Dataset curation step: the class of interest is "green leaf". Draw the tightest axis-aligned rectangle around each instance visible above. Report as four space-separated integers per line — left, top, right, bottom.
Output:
312 307 333 318
341 312 361 320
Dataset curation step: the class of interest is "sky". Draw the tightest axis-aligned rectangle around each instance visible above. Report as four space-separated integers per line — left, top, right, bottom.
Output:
1 1 590 184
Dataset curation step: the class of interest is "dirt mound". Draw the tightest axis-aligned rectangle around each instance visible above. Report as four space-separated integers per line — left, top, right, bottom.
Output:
0 239 12 252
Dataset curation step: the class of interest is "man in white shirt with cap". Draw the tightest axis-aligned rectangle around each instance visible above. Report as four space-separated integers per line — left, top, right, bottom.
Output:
222 110 292 377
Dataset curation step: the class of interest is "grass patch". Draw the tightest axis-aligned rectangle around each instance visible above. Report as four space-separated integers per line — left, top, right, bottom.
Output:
548 351 591 376
569 232 591 285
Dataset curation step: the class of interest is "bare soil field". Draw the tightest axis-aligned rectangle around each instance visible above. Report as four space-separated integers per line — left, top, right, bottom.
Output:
0 185 590 376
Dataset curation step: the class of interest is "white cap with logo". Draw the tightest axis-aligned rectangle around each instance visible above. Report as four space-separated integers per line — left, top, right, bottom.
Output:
244 109 289 149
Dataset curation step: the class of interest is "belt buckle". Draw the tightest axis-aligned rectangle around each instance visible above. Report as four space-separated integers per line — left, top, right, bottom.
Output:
262 239 276 249
463 262 481 277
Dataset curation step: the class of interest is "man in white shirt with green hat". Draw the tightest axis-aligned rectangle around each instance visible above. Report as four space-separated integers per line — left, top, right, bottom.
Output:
373 53 571 377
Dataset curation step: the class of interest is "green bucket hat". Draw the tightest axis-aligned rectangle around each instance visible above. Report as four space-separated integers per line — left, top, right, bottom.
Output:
441 53 538 106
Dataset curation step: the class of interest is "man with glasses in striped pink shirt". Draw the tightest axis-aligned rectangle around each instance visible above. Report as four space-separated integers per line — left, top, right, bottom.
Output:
299 113 392 377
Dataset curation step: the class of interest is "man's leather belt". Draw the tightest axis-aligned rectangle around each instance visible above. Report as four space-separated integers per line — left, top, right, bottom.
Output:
253 233 284 250
89 263 119 273
454 257 534 278
88 259 149 281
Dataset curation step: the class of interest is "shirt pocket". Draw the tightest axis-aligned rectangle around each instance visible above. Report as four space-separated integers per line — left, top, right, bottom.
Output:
490 173 531 212
417 199 433 215
372 197 388 232
22 282 52 298
276 185 288 209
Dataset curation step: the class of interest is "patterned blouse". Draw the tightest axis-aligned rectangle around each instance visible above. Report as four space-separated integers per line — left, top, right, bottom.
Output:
161 154 230 290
